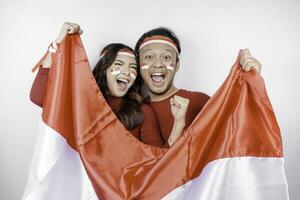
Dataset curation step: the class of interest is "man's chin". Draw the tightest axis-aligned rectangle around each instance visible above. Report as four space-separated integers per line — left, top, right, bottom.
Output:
147 84 169 95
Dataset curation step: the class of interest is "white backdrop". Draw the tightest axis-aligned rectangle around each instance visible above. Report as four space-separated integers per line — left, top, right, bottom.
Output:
0 0 299 199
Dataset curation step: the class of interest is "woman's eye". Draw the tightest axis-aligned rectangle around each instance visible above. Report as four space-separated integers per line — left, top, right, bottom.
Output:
114 63 121 66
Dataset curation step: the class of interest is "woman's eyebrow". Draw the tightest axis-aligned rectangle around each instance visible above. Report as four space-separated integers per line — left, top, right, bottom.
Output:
130 63 137 68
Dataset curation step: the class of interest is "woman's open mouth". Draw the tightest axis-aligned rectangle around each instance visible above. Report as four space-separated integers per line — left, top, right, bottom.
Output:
116 78 129 90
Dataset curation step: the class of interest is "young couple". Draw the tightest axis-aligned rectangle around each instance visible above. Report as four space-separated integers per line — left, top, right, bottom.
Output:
30 22 262 148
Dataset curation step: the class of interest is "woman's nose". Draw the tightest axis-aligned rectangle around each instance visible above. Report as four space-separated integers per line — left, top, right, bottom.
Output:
121 66 130 75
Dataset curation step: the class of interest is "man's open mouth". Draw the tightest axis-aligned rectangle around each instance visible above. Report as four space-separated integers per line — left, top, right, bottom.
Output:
116 78 129 90
151 72 165 84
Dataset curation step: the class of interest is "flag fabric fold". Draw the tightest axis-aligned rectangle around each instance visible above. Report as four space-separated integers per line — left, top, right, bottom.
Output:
23 35 289 200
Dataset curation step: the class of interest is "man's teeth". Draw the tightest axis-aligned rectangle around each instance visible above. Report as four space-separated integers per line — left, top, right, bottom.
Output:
151 72 164 76
151 72 165 83
117 78 129 83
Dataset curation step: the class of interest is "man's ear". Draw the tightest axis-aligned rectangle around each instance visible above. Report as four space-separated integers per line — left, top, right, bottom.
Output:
175 60 180 72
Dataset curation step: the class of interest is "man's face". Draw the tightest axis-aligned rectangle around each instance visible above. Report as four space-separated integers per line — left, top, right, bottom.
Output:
139 43 179 95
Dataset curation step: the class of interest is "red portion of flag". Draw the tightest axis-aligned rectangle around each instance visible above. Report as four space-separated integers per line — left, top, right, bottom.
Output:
41 35 283 200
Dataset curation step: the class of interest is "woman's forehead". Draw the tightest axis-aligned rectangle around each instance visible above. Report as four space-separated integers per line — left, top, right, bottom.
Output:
114 54 136 64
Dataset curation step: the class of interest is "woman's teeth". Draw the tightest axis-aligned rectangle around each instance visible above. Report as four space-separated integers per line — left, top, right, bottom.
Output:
151 72 165 83
117 78 129 90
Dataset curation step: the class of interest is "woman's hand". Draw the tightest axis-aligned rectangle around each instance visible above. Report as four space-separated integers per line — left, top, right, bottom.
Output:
55 22 83 43
42 22 83 68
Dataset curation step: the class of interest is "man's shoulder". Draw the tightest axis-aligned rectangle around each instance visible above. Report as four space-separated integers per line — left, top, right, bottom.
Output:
176 89 210 113
176 89 210 100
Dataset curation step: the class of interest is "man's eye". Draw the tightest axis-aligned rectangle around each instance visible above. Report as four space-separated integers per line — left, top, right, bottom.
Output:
163 55 171 60
114 63 121 66
145 55 152 60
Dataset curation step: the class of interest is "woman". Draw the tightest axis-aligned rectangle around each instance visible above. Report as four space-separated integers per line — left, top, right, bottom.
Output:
30 22 187 147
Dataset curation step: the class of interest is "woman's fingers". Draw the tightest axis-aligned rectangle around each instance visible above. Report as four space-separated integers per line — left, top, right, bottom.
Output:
64 22 81 34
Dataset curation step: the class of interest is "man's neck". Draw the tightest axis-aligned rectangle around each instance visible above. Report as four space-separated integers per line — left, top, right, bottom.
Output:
149 86 179 102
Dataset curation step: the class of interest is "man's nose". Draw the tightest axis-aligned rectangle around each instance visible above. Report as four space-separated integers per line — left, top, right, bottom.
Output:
152 58 164 69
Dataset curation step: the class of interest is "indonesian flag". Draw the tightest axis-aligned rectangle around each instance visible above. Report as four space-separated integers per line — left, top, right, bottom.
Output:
23 35 289 200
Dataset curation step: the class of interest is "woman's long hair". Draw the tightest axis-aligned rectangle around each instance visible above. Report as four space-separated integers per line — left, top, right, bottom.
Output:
92 43 144 130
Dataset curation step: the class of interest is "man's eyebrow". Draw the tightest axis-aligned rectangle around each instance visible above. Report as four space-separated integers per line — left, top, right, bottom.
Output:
115 59 125 64
164 49 174 53
141 48 153 53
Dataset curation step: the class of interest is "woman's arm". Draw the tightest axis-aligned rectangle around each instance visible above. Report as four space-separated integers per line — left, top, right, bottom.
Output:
30 67 50 107
29 22 82 107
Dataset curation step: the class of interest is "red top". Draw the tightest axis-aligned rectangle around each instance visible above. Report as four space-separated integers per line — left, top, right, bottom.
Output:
150 89 210 142
30 67 164 147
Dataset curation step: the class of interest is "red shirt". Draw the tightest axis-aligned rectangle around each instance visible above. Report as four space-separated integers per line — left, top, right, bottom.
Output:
150 89 210 142
30 67 164 147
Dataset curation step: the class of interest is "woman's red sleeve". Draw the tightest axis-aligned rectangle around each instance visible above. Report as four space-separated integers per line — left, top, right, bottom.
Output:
29 67 50 107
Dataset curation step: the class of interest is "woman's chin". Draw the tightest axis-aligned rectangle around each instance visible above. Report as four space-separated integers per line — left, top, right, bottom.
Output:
112 89 127 97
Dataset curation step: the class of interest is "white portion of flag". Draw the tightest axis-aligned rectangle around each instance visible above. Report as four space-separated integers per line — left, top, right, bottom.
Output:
162 157 289 200
23 120 289 200
22 119 98 200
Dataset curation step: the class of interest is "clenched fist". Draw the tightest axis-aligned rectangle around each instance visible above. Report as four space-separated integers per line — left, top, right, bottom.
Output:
170 95 190 122
55 22 83 43
239 48 261 74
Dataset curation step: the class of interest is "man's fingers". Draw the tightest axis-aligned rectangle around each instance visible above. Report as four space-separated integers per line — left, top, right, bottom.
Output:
239 48 251 58
240 57 256 66
174 95 189 109
246 62 260 72
174 95 189 105
242 64 251 72
170 98 174 105
173 101 181 108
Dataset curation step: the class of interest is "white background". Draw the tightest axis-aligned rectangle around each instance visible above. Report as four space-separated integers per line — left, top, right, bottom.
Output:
0 0 299 199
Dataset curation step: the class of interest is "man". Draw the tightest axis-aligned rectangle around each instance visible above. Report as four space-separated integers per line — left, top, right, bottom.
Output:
135 27 261 146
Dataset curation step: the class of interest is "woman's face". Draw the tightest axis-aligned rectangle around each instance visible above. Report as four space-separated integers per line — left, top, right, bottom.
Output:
106 53 137 97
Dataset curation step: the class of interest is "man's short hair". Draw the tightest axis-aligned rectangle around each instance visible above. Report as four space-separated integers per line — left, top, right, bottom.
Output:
135 27 181 54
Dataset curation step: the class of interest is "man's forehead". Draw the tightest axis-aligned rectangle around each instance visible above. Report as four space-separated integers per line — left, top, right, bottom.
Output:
140 43 176 54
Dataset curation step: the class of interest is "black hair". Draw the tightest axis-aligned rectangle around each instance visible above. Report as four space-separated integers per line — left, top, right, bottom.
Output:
92 43 144 130
134 27 181 98
135 27 181 57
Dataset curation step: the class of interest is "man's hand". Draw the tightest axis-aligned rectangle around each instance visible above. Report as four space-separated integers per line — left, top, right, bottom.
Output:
168 95 189 145
170 95 190 122
239 48 262 74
